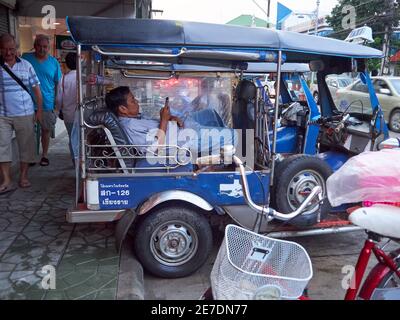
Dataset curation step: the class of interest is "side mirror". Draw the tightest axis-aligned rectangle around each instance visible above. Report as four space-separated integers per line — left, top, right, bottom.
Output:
378 138 400 150
379 88 391 95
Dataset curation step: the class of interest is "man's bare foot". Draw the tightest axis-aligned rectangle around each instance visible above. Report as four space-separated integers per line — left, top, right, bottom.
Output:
19 180 32 188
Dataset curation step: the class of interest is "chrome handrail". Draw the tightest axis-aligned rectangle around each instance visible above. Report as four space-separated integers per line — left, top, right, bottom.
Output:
121 70 176 80
92 45 187 58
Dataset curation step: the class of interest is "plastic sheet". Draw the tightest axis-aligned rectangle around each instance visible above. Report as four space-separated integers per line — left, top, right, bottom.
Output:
327 149 400 207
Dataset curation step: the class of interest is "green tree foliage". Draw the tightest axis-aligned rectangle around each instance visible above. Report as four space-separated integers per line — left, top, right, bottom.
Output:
327 0 400 71
327 0 400 42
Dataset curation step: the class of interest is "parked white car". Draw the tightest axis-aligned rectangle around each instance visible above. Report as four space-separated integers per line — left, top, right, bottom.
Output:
312 75 353 104
335 76 400 132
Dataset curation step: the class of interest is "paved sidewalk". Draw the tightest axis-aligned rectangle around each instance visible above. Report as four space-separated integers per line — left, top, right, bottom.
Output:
0 132 121 300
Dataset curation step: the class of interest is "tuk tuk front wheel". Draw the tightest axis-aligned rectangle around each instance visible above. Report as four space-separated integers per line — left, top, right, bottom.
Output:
134 205 212 278
274 155 332 225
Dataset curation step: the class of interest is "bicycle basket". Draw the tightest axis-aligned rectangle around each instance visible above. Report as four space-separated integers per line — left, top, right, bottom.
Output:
210 225 313 300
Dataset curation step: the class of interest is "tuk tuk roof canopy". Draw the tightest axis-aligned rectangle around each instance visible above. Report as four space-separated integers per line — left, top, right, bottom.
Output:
67 17 383 63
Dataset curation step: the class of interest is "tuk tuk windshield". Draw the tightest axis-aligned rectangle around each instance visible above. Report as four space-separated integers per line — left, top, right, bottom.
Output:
264 73 307 102
284 76 306 102
329 73 373 115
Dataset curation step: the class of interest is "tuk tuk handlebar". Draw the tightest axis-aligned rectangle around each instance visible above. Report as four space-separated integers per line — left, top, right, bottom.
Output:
195 146 322 221
232 155 323 222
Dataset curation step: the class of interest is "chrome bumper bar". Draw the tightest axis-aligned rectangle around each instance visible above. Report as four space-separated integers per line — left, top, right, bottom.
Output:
67 208 126 223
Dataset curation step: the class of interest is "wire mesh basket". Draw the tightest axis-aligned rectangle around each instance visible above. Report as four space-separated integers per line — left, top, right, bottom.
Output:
211 225 313 300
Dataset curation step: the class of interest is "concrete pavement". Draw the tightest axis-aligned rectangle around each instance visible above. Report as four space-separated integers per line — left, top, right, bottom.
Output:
1 123 399 300
0 126 135 300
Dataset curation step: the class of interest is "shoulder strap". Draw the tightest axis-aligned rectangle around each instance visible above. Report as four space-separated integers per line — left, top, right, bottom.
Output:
0 57 34 100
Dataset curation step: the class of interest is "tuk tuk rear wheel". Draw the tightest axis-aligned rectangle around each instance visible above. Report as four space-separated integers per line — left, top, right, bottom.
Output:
134 205 212 278
274 155 332 225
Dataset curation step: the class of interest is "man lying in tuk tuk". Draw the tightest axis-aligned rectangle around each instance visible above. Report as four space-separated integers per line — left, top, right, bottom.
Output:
105 86 237 157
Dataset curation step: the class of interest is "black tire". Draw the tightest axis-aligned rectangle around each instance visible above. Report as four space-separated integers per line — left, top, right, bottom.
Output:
389 109 400 133
134 205 213 278
274 155 333 225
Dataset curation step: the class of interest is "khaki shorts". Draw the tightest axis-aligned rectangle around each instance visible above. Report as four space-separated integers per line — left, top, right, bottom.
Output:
0 115 36 163
41 110 57 132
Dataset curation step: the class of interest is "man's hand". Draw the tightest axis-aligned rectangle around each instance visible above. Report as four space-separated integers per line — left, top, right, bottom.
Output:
160 105 171 122
32 85 43 124
170 116 184 128
35 108 43 124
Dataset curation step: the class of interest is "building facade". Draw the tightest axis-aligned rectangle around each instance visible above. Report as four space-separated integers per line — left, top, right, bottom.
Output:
283 16 333 37
0 0 17 35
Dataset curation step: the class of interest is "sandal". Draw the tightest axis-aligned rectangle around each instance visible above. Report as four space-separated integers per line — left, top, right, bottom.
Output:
39 157 50 166
0 184 16 195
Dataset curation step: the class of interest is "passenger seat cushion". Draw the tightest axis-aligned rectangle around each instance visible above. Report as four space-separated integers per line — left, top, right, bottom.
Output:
87 109 131 146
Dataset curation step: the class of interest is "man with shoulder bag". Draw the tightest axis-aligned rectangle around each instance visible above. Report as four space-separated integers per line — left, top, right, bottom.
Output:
0 33 43 194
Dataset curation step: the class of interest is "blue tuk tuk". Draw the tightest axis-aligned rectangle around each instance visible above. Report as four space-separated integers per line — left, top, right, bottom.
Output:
66 17 388 278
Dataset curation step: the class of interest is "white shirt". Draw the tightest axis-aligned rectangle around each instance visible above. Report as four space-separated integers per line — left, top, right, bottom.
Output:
56 70 77 123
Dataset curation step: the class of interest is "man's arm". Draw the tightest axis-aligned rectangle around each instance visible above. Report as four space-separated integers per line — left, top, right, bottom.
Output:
54 59 62 112
156 105 170 146
26 62 43 123
55 79 62 111
32 85 43 124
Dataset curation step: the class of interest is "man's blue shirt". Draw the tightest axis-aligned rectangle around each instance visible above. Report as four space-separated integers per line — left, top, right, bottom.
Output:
22 52 62 111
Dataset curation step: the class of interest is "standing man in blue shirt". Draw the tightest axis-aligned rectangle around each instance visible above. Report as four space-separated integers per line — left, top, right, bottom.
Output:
22 34 62 166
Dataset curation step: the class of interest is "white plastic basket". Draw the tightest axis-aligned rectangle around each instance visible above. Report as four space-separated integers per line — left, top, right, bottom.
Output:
211 225 313 300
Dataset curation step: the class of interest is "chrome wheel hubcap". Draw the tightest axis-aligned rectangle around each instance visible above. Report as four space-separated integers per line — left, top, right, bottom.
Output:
391 112 400 131
150 221 198 266
287 170 325 215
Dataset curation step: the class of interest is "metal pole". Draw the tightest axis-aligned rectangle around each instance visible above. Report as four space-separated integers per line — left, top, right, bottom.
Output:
380 0 394 75
267 0 271 28
314 0 320 36
270 51 282 186
77 45 87 204
380 24 390 75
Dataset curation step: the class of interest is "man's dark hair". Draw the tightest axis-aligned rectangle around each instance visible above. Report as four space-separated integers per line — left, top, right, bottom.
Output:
105 86 130 115
65 52 76 70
